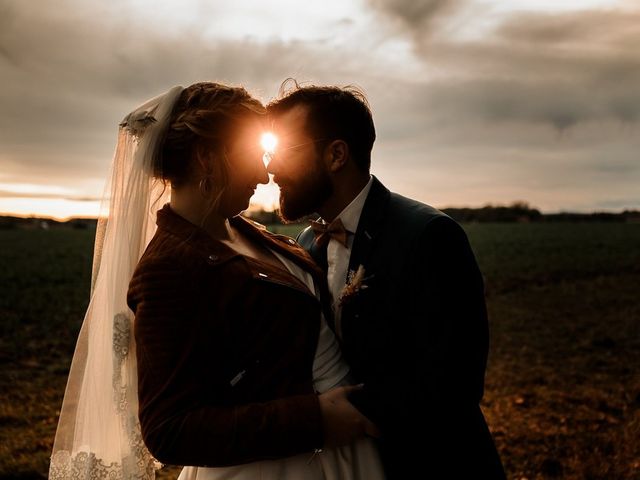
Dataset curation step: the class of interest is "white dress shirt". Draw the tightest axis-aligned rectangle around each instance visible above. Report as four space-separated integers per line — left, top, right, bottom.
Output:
326 176 373 319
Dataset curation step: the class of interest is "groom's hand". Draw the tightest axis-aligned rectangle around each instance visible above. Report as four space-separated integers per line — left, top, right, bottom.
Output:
318 384 381 447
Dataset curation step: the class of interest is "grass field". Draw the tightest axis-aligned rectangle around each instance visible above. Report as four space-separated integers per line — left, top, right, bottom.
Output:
1 222 639 479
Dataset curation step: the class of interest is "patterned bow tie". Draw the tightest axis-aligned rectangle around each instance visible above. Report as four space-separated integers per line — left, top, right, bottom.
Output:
310 218 350 248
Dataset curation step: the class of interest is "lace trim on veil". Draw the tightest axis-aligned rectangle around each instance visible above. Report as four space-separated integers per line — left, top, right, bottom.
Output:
50 434 155 480
49 312 158 479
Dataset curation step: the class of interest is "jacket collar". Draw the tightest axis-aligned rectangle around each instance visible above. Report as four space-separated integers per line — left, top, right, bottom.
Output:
156 204 240 266
330 175 373 235
230 214 335 325
233 213 325 282
156 204 324 291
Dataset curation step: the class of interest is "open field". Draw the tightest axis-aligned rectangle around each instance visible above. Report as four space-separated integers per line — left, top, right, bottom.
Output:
1 222 639 479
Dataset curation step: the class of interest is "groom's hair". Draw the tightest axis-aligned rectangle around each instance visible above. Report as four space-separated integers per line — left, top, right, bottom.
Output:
267 79 376 172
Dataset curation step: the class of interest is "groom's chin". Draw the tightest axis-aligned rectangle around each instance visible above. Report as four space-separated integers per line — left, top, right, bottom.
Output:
276 176 331 223
277 193 316 224
277 198 306 224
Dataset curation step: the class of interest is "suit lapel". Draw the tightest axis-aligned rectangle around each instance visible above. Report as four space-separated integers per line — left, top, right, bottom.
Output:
348 176 391 275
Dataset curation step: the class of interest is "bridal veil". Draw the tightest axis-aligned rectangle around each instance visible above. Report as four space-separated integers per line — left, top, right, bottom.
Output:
49 86 184 479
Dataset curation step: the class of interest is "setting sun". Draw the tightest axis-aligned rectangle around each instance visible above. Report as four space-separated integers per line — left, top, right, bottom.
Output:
260 132 278 154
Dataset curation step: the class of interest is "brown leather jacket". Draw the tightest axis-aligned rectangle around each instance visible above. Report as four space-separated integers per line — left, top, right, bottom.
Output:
127 205 327 467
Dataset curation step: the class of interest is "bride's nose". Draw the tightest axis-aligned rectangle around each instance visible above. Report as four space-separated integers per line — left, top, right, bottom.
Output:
266 152 279 176
255 156 269 185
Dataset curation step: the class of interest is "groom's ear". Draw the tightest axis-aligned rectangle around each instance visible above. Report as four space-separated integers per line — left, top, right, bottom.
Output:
325 140 349 173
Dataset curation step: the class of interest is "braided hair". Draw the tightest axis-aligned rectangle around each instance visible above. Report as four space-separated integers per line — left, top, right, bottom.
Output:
158 82 265 187
155 82 264 221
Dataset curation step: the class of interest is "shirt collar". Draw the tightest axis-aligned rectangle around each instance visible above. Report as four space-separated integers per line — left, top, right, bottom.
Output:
332 175 373 234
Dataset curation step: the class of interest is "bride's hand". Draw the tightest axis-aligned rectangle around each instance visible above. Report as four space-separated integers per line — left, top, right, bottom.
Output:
318 384 381 447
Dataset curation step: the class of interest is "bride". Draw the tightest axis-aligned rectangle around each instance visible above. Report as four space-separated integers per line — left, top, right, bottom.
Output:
49 82 385 480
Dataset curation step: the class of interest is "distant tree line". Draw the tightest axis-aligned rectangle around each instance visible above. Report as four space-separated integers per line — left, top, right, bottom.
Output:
1 204 639 230
0 216 98 230
442 201 543 223
441 202 640 223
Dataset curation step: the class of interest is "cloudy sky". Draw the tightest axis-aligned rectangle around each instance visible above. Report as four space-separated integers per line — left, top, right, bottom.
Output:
1 0 638 218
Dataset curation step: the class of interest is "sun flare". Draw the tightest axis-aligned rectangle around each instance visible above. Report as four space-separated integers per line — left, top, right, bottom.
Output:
260 132 278 154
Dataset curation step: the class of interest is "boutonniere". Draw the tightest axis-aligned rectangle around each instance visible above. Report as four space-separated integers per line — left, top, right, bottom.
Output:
338 265 371 306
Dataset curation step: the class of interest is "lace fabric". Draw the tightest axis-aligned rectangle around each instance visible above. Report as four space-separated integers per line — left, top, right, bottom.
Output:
50 86 184 480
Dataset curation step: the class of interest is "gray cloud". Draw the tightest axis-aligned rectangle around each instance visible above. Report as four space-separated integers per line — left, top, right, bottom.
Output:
495 9 640 46
366 0 463 37
361 4 640 212
369 7 640 134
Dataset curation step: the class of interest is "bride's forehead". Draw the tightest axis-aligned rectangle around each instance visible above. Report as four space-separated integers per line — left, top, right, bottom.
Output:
224 119 267 154
228 115 263 138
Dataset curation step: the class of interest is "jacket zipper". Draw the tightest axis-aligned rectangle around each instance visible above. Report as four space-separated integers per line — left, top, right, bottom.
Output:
254 273 318 301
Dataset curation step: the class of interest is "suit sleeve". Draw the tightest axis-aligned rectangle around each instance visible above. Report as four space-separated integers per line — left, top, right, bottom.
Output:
370 215 489 435
409 215 488 405
128 259 323 467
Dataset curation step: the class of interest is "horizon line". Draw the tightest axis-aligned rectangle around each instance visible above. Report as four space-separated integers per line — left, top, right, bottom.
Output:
2 205 638 223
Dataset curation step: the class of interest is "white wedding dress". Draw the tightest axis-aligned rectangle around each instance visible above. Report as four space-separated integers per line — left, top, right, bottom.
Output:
177 250 386 480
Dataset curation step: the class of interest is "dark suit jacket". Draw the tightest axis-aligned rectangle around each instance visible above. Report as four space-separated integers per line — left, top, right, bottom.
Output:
298 177 506 479
128 205 325 467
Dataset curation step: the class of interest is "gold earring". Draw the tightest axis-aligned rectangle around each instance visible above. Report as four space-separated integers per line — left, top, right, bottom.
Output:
199 177 213 196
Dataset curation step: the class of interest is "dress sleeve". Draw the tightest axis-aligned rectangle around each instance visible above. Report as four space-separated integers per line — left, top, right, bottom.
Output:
127 258 324 467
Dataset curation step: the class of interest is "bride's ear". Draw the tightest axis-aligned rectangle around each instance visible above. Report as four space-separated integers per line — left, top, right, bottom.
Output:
193 147 219 178
326 140 349 173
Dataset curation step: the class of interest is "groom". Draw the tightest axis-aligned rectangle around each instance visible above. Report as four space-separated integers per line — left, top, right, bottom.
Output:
267 84 506 479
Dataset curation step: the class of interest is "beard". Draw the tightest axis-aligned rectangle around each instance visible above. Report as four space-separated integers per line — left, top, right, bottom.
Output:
277 162 333 222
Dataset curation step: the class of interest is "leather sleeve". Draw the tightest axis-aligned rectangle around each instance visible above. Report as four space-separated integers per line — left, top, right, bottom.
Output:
127 259 324 467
